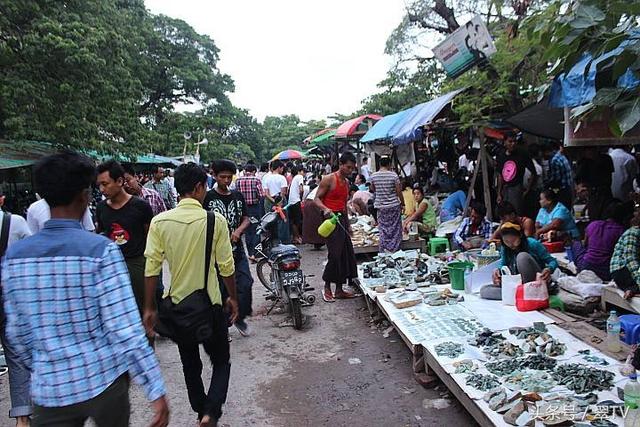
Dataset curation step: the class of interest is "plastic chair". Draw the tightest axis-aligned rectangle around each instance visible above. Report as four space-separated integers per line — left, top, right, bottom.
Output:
428 237 450 255
619 314 640 344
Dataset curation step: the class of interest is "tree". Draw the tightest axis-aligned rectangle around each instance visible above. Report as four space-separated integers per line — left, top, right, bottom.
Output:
527 0 640 135
365 0 550 126
261 115 327 159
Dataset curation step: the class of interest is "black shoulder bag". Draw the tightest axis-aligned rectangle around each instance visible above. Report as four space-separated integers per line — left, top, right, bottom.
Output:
0 211 12 329
155 211 217 343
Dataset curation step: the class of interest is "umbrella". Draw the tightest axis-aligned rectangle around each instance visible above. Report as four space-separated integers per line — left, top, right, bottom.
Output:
272 149 304 161
335 114 383 139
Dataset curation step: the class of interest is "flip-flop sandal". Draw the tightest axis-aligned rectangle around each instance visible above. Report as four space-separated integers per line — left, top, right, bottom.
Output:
323 291 335 303
334 291 358 299
0 367 7 377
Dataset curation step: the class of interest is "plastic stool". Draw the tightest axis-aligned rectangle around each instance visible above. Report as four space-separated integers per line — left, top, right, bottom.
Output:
619 314 640 344
428 237 450 255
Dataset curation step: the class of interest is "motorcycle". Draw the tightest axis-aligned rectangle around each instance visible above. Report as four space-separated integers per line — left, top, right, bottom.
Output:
252 200 315 329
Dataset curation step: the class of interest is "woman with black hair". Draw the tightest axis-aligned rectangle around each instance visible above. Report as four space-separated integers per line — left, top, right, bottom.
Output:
370 157 404 253
480 222 558 300
535 188 579 241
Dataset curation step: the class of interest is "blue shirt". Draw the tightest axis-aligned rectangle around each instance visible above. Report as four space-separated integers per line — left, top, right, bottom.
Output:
536 202 579 238
546 151 573 190
441 190 466 220
1 219 165 407
500 237 559 274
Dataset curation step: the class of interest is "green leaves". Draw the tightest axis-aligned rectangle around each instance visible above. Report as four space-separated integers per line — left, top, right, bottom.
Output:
615 98 640 134
570 5 605 29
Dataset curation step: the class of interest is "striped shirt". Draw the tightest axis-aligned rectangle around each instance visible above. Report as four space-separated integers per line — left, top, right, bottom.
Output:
370 170 401 209
1 219 165 407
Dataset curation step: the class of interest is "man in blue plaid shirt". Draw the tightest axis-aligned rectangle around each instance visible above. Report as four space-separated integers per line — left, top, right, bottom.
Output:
542 141 574 209
1 151 169 427
454 203 493 250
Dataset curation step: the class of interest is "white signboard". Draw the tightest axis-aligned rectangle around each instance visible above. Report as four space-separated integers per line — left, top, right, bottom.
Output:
433 15 497 78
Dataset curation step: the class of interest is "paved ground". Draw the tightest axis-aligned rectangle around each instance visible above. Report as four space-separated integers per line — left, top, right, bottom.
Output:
0 245 476 427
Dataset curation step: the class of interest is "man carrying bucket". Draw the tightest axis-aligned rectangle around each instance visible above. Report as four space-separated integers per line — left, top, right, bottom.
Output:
314 152 359 303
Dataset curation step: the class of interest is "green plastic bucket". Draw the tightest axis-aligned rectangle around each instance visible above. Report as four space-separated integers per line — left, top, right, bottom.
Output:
447 261 474 291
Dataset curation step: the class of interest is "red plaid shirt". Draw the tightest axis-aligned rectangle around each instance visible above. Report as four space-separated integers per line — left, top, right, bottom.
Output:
235 176 264 205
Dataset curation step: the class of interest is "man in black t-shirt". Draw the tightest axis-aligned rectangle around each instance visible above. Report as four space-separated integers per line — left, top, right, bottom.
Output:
204 159 253 337
497 135 537 215
576 147 615 220
96 160 153 315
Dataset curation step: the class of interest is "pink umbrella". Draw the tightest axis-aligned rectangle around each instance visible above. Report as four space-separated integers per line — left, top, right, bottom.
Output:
335 114 383 139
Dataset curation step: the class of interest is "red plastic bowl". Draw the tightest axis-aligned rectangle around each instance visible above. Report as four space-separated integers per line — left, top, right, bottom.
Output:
542 241 564 253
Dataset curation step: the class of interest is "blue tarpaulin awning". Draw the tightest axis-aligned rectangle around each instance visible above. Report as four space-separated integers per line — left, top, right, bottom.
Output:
360 110 412 143
549 32 640 108
360 88 465 146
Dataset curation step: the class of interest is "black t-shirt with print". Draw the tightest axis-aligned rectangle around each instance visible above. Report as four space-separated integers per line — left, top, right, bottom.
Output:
204 189 248 233
497 149 536 188
96 196 153 259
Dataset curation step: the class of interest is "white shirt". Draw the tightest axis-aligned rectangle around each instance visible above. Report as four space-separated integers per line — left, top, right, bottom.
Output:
306 187 319 200
289 174 305 204
609 148 638 201
361 164 371 181
0 212 31 246
263 173 288 198
26 199 95 233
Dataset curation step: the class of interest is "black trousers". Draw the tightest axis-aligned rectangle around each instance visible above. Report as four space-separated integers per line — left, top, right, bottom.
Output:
32 375 129 427
177 306 230 421
612 267 640 294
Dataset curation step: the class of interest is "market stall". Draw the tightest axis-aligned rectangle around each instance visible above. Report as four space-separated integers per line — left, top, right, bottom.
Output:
358 250 633 426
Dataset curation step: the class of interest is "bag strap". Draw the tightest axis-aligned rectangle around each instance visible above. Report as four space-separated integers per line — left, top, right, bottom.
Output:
0 212 11 258
204 211 216 291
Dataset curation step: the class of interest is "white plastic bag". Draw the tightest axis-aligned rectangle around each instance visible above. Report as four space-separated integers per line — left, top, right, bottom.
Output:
500 266 522 306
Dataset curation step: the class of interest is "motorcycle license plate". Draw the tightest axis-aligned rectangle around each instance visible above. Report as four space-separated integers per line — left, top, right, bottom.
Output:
281 270 303 287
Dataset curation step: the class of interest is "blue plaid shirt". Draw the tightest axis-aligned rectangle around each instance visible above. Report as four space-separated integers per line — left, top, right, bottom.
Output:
1 219 165 407
454 217 493 245
546 151 573 190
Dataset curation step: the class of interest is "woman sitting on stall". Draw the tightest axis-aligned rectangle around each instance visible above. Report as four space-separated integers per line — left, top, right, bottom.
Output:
490 201 535 240
402 186 437 235
453 203 493 250
481 222 559 300
571 201 630 281
610 205 640 300
535 188 580 241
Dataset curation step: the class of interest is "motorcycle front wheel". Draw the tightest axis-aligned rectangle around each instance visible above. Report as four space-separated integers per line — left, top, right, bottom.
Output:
290 297 303 330
256 258 274 292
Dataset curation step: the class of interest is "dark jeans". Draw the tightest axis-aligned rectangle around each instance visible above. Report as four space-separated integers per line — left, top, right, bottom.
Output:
612 267 640 294
245 203 262 257
0 297 32 418
234 245 254 321
177 306 230 421
32 374 129 427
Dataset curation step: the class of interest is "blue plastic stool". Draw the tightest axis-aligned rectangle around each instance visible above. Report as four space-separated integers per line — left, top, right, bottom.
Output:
619 314 640 344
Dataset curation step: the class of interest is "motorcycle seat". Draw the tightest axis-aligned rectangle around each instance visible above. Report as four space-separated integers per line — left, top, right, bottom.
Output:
269 244 299 259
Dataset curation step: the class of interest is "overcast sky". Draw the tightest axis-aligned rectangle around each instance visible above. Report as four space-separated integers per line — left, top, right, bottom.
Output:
144 0 406 123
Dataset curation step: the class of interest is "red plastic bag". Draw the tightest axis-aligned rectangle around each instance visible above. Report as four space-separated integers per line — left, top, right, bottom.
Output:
515 274 549 312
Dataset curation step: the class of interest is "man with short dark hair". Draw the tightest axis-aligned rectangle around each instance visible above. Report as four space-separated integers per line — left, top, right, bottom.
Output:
144 162 238 427
233 163 264 261
2 151 169 427
145 164 176 209
96 160 154 315
542 141 574 209
123 164 166 216
315 152 358 302
205 160 253 336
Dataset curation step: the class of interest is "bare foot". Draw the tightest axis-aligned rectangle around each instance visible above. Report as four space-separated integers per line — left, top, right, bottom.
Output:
624 290 636 300
16 416 30 427
199 415 215 427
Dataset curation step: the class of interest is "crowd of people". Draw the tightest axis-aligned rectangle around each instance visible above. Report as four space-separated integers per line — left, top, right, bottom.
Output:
3 137 640 426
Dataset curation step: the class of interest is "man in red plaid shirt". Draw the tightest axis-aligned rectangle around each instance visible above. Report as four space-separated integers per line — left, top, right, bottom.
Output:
235 163 264 261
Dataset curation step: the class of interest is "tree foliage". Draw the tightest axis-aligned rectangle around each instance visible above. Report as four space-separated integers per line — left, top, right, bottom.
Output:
527 0 640 135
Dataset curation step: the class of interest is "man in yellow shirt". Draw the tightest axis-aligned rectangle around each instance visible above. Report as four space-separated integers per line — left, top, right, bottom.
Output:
143 162 238 427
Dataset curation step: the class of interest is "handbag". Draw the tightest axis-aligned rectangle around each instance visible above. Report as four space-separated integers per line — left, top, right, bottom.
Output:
500 266 522 306
515 273 550 312
155 211 217 343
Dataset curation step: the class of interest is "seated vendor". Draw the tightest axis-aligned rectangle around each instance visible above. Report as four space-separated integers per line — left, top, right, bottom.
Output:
490 201 535 240
355 174 368 191
481 222 558 300
402 186 437 234
610 205 640 300
453 203 492 250
348 185 372 216
572 201 630 281
440 186 467 222
535 188 580 241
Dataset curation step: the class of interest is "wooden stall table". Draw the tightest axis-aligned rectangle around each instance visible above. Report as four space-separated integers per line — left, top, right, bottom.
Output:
353 238 427 255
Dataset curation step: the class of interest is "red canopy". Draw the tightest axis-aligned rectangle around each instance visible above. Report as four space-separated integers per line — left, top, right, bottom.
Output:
335 114 383 139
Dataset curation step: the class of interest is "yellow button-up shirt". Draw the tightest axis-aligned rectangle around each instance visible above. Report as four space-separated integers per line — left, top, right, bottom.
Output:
144 198 235 306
